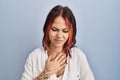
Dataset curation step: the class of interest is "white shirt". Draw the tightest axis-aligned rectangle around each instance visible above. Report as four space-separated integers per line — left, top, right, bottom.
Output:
21 47 95 80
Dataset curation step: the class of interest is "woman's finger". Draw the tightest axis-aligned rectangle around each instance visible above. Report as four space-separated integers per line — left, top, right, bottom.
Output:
60 62 67 69
55 52 63 61
47 55 52 62
58 55 66 63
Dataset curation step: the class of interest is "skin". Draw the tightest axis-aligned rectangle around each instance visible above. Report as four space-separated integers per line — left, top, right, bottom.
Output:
46 16 69 77
49 16 69 51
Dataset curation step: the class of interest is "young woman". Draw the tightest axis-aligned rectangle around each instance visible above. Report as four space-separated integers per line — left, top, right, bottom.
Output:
21 5 95 80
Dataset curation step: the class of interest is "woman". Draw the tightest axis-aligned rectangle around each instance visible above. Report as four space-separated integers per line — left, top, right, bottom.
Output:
21 5 95 80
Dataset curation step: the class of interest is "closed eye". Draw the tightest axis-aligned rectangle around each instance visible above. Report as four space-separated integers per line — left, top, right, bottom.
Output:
62 28 68 33
63 30 68 33
51 26 68 33
51 27 58 31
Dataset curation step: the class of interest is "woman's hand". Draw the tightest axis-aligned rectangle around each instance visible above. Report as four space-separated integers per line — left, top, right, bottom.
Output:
45 52 67 75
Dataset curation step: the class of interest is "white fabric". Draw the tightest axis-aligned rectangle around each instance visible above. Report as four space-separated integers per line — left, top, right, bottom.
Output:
21 47 95 80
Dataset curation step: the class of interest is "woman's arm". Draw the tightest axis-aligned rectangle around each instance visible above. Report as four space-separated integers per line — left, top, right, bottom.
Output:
34 52 67 80
21 55 52 80
21 54 33 80
80 53 95 80
34 68 51 80
21 50 66 80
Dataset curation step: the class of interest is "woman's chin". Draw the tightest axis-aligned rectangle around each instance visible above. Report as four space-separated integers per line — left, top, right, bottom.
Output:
53 44 64 48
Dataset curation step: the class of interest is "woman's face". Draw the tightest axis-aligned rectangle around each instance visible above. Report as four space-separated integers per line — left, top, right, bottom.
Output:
49 16 69 48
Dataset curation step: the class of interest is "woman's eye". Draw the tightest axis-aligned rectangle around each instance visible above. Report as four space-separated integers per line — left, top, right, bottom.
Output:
63 30 68 33
51 28 58 31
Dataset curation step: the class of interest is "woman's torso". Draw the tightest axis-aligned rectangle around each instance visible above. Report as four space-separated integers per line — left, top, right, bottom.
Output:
29 47 82 80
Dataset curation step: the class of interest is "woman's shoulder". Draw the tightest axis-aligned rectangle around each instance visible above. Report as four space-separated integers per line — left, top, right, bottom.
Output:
71 47 86 57
28 47 46 58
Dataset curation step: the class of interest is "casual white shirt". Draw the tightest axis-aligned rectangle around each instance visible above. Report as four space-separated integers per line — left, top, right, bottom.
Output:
21 47 95 80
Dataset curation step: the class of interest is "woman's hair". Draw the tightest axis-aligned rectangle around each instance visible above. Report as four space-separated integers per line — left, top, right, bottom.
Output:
42 5 76 57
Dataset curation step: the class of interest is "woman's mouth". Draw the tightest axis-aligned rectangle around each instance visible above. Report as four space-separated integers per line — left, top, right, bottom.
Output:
54 39 63 43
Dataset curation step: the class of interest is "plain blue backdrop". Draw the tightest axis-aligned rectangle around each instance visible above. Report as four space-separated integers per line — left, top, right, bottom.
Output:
0 0 120 80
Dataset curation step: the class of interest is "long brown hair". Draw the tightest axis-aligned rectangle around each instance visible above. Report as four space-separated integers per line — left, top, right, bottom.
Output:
42 5 76 57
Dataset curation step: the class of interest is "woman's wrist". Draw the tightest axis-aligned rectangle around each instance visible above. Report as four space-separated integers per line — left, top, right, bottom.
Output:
34 68 51 80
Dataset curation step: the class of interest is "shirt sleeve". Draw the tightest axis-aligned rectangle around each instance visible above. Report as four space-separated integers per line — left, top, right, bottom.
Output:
21 54 33 80
21 48 57 80
80 52 95 80
21 56 57 80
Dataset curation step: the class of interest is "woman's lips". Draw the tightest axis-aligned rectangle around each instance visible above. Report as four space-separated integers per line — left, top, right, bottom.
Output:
54 39 63 43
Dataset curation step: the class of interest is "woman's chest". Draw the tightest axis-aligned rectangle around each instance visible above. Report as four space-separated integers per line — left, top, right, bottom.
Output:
61 58 80 80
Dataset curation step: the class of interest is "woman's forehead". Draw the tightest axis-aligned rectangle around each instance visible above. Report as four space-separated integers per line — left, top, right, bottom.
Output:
52 16 68 29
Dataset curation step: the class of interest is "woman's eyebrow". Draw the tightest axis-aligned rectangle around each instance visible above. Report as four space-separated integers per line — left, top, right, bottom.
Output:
52 26 68 30
62 28 68 30
51 26 59 29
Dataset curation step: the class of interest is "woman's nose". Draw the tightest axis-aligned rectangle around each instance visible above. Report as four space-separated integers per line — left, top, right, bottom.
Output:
56 31 62 38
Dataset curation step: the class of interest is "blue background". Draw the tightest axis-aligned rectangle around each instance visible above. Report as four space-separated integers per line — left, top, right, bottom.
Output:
0 0 120 80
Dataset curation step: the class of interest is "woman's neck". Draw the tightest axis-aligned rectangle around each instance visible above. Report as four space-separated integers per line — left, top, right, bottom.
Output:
49 45 63 55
